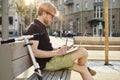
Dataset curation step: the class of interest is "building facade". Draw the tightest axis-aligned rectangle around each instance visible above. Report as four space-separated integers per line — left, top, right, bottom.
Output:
0 0 119 37
50 0 120 37
0 0 19 36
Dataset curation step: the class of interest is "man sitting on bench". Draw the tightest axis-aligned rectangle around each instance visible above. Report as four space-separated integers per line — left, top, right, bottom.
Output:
26 2 96 80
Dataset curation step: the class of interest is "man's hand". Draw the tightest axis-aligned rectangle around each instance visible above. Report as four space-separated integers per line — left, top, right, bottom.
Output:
54 45 68 57
67 44 74 50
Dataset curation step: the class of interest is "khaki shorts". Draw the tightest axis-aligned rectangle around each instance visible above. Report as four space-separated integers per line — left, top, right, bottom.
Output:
43 53 73 71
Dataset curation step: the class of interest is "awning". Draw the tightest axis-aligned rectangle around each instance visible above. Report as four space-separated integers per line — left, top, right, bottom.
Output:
88 18 104 24
87 18 105 27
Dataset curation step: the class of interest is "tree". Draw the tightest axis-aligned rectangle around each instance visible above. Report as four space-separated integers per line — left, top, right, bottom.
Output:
7 0 37 36
14 0 29 36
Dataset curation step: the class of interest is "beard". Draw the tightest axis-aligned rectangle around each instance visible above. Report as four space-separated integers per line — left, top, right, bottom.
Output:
44 18 52 26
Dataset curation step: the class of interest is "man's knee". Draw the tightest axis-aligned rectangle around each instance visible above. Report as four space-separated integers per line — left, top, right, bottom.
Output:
78 47 88 57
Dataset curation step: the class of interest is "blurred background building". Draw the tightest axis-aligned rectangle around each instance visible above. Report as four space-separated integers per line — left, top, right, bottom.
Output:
0 0 19 37
0 0 120 37
0 0 43 37
50 0 120 37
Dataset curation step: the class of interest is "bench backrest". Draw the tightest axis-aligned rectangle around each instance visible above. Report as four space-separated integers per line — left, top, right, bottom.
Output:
74 37 120 45
0 41 33 80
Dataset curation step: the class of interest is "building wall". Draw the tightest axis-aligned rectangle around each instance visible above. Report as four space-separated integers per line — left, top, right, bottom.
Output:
0 0 19 36
51 0 120 36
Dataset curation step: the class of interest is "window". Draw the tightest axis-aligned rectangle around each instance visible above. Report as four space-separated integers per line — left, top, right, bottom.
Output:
85 2 88 9
64 0 67 2
76 4 80 12
94 6 103 18
112 15 115 19
85 17 87 20
68 5 73 13
0 16 13 25
113 20 115 24
94 0 103 2
9 17 13 25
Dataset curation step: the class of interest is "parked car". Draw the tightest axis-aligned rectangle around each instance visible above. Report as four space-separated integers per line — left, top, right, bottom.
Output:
52 31 58 36
66 31 76 37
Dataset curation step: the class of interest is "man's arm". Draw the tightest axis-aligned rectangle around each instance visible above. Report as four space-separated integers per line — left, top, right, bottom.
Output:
30 40 67 58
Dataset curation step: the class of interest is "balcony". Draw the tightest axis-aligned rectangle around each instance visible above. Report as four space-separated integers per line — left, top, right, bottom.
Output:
64 0 74 5
93 2 103 6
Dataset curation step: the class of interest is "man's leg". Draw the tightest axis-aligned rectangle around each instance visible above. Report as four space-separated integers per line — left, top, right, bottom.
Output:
72 63 94 80
70 47 95 80
71 47 88 66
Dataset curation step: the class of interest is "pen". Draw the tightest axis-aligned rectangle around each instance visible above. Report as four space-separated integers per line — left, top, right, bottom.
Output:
65 38 68 46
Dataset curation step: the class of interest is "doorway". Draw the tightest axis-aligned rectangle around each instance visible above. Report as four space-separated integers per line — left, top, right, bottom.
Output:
93 27 99 36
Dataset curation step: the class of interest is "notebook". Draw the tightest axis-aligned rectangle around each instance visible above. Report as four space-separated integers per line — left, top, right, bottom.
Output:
66 46 79 53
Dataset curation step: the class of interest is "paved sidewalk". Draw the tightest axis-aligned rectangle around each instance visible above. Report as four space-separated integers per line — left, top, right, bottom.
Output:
50 36 120 80
50 36 120 60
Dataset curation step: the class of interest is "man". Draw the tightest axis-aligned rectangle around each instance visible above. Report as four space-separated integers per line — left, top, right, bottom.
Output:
98 22 103 37
27 2 96 80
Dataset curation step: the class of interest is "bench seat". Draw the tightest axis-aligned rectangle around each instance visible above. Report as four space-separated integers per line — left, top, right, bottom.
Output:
42 69 71 80
16 66 71 80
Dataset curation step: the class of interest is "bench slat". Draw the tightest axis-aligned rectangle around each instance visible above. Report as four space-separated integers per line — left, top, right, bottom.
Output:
51 70 64 80
45 71 55 80
0 44 14 80
61 69 70 80
41 69 71 80
12 42 28 60
13 55 32 77
65 70 71 80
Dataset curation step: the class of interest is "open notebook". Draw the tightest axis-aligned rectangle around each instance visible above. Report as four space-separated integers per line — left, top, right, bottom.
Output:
66 46 79 53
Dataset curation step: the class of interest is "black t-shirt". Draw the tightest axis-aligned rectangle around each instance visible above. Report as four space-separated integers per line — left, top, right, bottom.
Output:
26 19 53 70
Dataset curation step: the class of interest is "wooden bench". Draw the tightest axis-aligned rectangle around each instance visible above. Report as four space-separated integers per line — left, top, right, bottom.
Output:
0 41 71 80
73 37 120 51
74 44 120 51
73 37 120 45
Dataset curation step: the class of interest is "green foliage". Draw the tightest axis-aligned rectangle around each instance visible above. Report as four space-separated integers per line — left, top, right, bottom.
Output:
14 0 37 26
15 0 29 15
